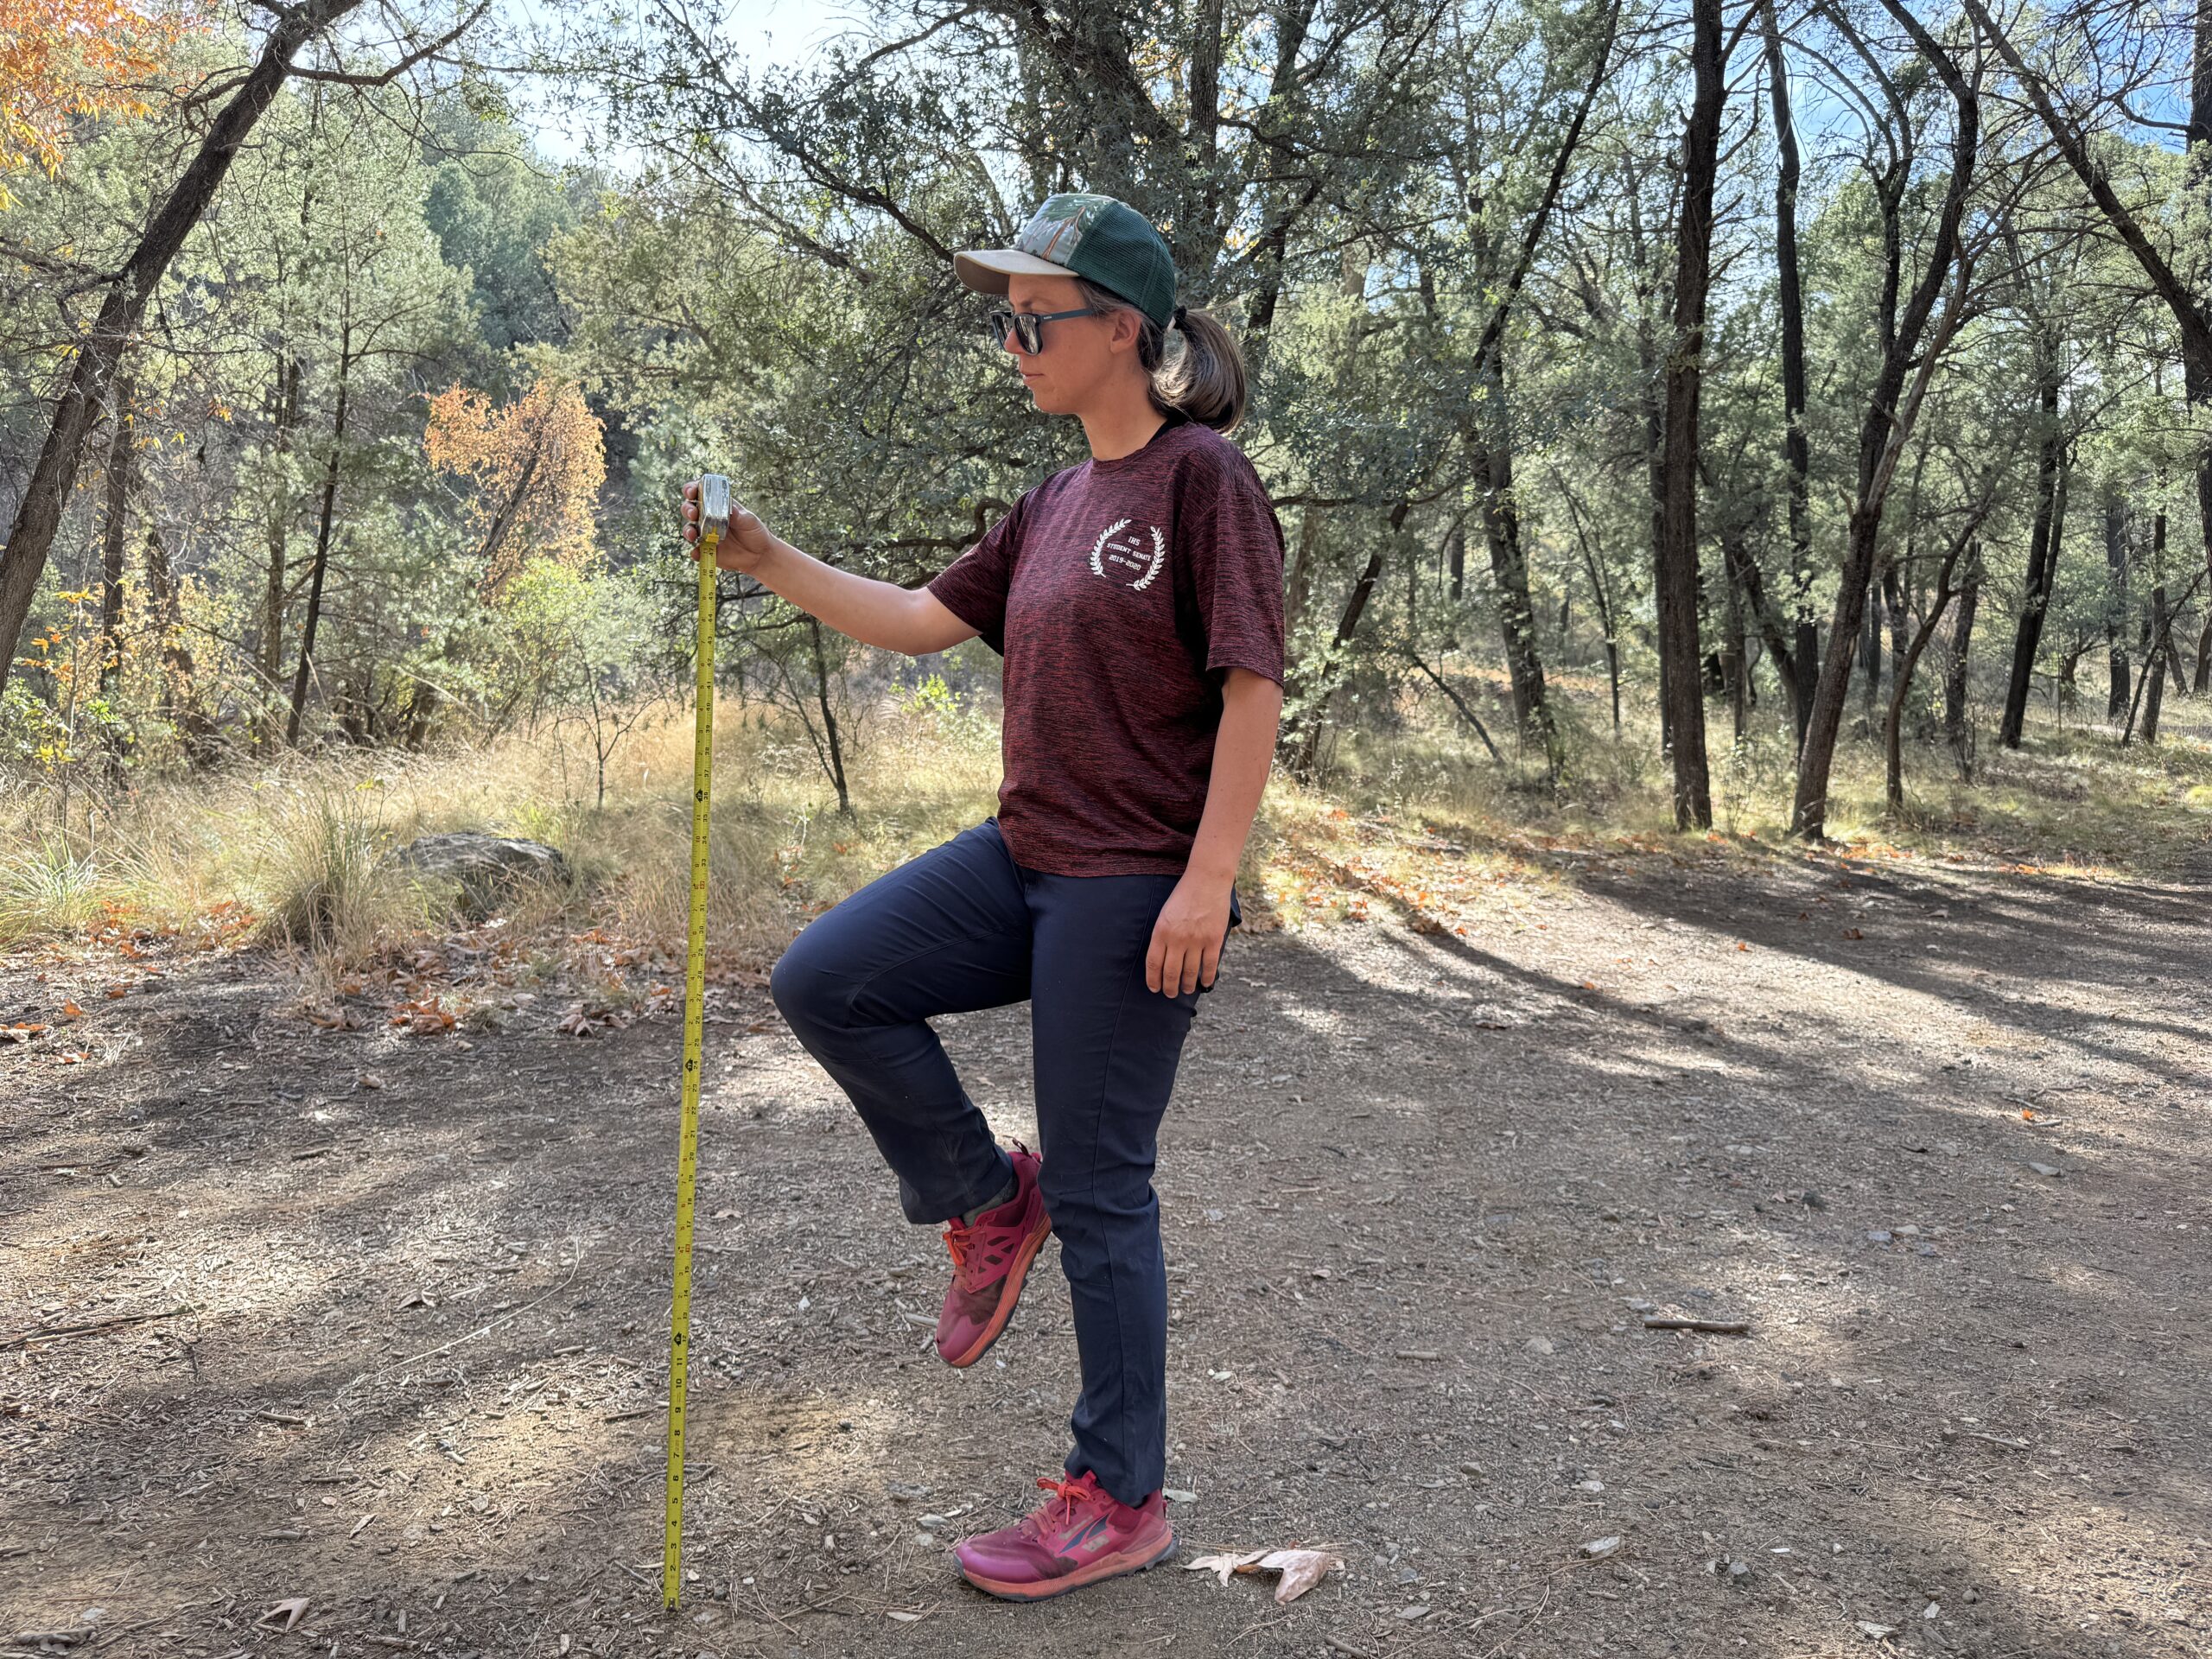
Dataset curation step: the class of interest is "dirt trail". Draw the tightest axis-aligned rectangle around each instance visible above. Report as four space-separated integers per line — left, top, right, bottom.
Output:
3 836 2209 1658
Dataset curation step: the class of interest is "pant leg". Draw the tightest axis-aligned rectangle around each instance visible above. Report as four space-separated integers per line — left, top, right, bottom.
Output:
1022 867 1234 1508
769 818 1032 1224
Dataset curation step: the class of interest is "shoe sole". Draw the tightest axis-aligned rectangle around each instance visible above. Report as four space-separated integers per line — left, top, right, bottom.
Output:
941 1211 1052 1370
957 1529 1179 1601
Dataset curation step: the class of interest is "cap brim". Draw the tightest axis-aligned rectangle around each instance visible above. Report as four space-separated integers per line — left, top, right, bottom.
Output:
954 248 1071 295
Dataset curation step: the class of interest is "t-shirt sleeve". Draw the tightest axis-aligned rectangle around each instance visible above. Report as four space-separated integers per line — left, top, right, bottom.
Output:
925 495 1026 655
1181 450 1287 684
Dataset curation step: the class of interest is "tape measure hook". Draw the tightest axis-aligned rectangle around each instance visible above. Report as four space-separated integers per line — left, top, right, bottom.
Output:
698 473 733 538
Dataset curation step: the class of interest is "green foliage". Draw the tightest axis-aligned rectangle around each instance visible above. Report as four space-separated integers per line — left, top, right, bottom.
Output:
5 0 2212 858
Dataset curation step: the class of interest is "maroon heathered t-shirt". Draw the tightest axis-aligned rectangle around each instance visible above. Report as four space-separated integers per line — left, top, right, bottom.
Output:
925 416 1286 877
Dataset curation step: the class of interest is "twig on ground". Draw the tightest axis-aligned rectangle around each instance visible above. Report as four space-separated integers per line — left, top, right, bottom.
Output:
334 1247 584 1402
1 1305 192 1350
1641 1316 1750 1334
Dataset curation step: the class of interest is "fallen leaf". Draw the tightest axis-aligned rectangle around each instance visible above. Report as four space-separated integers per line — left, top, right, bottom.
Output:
61 999 85 1019
1185 1549 1267 1587
1185 1547 1343 1602
259 1597 310 1631
1255 1548 1344 1603
1580 1535 1623 1559
1856 1621 1897 1641
886 1610 925 1623
1842 928 1865 941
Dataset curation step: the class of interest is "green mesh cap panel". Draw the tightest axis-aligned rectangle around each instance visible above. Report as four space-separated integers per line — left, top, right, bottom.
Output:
1011 194 1178 327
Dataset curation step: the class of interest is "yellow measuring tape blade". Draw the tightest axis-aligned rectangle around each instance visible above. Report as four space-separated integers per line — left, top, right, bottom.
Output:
664 524 718 1609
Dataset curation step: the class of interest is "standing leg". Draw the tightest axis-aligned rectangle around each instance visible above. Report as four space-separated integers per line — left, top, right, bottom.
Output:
769 818 1030 1224
1024 868 1233 1509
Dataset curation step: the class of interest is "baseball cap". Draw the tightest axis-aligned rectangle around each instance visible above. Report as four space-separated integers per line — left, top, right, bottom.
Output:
954 193 1178 330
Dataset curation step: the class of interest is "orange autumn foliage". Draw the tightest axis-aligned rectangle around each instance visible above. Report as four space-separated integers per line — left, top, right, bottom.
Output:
424 378 605 593
0 0 191 207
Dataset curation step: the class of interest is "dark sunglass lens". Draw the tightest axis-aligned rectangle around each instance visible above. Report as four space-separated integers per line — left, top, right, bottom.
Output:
1018 315 1043 353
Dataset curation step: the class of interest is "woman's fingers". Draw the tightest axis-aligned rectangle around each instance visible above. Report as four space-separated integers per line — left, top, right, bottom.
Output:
1145 927 1208 995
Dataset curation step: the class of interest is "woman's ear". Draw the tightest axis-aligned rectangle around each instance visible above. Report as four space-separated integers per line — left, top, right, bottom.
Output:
1108 307 1145 354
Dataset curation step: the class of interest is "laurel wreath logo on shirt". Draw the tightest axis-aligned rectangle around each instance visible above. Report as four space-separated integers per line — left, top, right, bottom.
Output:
1089 518 1167 590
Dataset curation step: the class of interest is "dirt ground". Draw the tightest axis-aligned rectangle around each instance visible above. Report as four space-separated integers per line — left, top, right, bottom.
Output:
4 822 2209 1659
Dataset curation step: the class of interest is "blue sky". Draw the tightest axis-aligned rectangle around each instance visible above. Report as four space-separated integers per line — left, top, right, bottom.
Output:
501 0 867 162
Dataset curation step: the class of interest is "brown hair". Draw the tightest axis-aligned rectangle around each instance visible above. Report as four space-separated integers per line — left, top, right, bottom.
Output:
1077 277 1249 433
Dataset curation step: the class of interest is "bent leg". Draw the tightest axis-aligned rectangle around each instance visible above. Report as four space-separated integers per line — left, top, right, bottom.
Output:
770 818 1032 1224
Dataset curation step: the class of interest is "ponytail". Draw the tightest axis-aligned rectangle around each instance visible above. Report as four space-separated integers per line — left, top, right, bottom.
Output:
1077 278 1249 434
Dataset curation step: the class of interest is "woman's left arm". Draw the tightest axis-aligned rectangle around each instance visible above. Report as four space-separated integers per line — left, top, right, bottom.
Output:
1146 667 1284 996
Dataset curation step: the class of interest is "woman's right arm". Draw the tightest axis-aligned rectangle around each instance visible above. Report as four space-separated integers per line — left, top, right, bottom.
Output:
680 479 978 658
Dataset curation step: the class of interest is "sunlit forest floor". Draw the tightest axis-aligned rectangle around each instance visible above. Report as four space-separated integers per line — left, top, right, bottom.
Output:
3 688 2209 1656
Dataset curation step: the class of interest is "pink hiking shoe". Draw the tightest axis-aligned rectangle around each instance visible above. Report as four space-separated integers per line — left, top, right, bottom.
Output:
935 1141 1051 1369
955 1471 1176 1601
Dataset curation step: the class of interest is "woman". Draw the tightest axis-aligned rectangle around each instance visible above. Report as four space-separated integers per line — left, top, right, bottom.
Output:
682 192 1285 1602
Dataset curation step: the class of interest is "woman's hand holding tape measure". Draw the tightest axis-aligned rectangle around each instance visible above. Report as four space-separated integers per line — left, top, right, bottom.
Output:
681 475 777 571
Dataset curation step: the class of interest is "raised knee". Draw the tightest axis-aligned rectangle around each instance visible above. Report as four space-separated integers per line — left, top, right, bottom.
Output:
769 941 845 1032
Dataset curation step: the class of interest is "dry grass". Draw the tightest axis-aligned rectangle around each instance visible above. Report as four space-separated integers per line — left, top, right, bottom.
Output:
4 675 2208 978
0 687 1002 976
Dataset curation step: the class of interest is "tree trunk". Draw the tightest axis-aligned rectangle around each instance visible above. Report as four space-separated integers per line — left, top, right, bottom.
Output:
1239 0 1321 347
95 373 135 701
1655 0 1725 830
1883 558 1909 711
1718 526 1750 741
2143 589 2167 742
1285 506 1319 643
1943 542 1981 770
2193 2 2212 674
1558 480 1622 739
1762 0 1815 745
143 522 213 759
259 356 303 745
2000 367 2066 748
285 349 352 748
1885 528 1974 813
404 679 440 752
2105 488 2131 719
1468 390 1554 766
1791 0 1978 837
1290 519 1391 779
0 0 365 691
808 614 852 816
1859 570 1885 734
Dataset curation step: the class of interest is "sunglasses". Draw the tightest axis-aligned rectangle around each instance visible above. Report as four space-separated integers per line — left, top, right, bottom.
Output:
983 304 1107 355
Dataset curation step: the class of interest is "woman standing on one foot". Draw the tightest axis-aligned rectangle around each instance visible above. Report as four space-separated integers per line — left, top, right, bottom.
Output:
683 193 1284 1602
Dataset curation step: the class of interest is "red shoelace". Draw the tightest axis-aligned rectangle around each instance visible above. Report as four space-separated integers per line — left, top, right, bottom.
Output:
943 1220 975 1276
1032 1472 1102 1531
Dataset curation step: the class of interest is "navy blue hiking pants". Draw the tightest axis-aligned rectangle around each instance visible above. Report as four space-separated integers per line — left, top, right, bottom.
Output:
768 816 1237 1507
